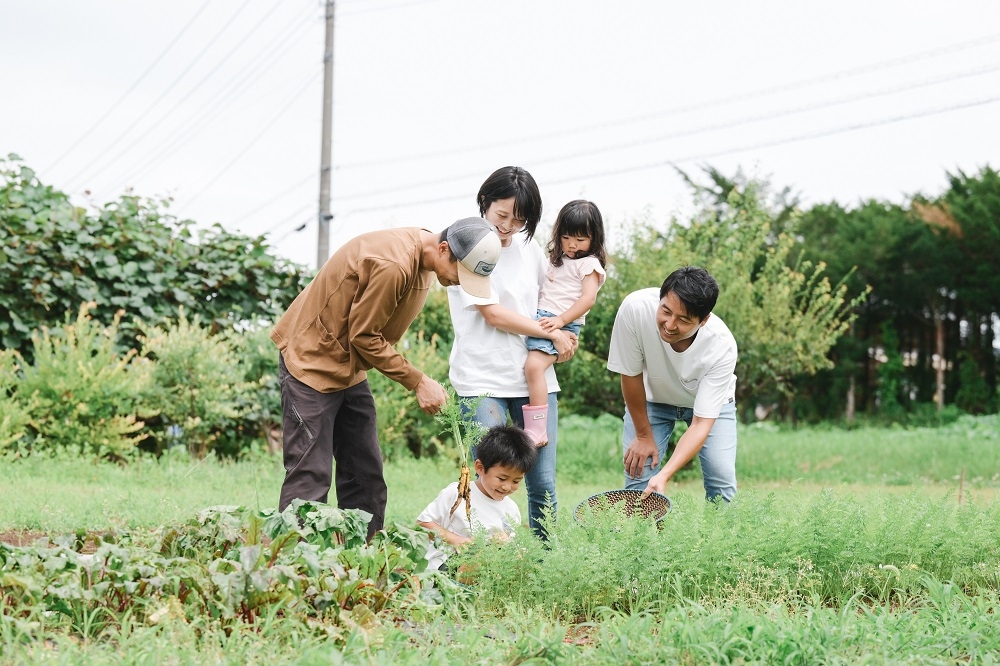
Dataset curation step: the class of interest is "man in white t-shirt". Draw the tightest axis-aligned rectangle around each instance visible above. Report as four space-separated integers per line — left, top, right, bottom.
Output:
606 266 738 501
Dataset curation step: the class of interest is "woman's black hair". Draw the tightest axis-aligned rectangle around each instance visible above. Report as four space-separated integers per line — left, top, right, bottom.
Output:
477 166 543 240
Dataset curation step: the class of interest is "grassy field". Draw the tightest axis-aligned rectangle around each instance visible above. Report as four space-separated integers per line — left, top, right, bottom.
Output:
3 413 998 534
2 413 1000 664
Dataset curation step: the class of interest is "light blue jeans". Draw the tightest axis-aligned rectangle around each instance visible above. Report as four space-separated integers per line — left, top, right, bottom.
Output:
461 393 558 536
622 401 738 501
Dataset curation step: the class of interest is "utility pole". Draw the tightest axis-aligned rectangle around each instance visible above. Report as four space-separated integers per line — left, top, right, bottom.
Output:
316 0 335 269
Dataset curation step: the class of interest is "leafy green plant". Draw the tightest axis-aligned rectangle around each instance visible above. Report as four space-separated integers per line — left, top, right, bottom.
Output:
223 325 283 455
0 501 464 641
12 303 153 458
0 154 310 363
0 349 35 455
138 311 253 458
368 331 452 460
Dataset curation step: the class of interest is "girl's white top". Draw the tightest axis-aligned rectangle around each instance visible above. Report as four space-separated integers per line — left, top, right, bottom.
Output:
538 255 606 324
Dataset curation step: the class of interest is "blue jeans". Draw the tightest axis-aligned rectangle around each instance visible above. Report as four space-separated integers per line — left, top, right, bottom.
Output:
461 393 558 537
622 401 738 501
524 310 582 356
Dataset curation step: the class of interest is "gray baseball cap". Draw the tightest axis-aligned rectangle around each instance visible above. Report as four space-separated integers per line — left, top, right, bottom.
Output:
444 217 502 298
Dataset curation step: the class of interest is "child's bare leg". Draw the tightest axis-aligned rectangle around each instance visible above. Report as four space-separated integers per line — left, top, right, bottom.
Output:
523 350 557 446
525 350 556 405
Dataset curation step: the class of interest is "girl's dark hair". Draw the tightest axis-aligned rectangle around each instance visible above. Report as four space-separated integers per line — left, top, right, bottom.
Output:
477 166 543 241
547 199 607 267
475 425 537 474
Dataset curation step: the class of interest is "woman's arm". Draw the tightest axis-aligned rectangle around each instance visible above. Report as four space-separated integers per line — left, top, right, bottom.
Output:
476 303 576 358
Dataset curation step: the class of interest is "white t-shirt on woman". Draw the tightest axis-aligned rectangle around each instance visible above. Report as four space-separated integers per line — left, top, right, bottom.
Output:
447 235 560 398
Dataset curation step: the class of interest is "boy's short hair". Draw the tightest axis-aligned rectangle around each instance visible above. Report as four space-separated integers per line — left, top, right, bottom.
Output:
476 425 537 474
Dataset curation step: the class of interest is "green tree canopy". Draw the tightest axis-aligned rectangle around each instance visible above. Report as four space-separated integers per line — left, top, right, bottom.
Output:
0 155 311 360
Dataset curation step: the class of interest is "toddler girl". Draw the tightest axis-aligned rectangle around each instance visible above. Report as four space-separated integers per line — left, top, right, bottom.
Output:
522 200 607 445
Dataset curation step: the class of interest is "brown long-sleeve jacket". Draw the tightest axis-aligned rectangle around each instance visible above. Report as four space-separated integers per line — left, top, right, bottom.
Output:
270 228 433 393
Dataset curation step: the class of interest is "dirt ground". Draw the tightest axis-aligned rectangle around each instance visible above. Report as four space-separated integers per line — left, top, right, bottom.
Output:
0 530 102 553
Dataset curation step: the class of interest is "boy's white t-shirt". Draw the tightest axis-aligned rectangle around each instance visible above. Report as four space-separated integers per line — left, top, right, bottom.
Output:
417 480 522 570
538 255 606 325
606 288 738 418
448 235 559 397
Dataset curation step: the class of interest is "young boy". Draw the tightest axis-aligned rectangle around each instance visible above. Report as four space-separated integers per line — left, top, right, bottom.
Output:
417 425 537 570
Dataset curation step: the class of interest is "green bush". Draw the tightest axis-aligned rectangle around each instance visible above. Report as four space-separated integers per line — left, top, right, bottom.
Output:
0 155 310 363
0 349 35 454
223 325 282 455
368 332 452 461
139 311 254 458
11 304 153 458
955 351 997 415
556 348 622 419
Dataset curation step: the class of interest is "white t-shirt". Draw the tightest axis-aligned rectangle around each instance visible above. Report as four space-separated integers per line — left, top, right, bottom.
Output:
417 480 522 570
448 235 559 397
538 255 606 325
606 288 738 418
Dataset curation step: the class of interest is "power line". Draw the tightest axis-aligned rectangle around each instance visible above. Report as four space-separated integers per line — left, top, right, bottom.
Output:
73 0 289 193
176 70 323 210
61 0 256 191
545 96 1000 186
334 95 1000 216
330 63 1000 202
337 31 1000 170
230 171 316 229
99 11 319 194
43 0 217 174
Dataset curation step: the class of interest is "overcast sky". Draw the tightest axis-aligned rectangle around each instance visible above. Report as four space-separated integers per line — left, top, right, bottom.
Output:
4 0 1000 269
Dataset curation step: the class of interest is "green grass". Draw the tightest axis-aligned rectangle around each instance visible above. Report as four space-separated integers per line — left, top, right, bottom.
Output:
2 413 998 534
3 415 1000 664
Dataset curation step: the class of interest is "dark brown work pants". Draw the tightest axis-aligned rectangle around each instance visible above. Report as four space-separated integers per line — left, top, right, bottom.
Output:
277 354 386 540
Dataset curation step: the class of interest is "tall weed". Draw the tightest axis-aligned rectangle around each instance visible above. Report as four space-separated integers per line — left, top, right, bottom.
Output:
462 488 1000 619
139 311 252 458
368 332 452 461
13 303 152 458
0 350 35 455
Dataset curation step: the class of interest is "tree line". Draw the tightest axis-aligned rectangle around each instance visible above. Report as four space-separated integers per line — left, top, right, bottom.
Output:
2 153 997 460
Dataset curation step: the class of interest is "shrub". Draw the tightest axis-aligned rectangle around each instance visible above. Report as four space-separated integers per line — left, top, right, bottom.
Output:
368 332 452 461
0 349 35 455
0 155 311 363
138 311 254 458
555 348 622 419
223 325 283 455
12 303 153 458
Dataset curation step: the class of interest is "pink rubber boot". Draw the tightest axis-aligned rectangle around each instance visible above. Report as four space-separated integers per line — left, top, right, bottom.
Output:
522 404 549 447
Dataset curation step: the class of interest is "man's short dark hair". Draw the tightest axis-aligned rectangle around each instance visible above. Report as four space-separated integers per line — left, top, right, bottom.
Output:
476 425 537 474
659 266 719 321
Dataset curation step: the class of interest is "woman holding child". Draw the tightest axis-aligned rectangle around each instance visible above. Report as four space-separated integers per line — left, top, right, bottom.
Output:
446 166 576 537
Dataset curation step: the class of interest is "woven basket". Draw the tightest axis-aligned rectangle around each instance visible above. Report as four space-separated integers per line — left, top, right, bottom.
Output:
574 489 672 524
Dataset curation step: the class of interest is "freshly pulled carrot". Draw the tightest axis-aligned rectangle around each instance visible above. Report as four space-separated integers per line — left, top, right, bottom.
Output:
449 463 471 523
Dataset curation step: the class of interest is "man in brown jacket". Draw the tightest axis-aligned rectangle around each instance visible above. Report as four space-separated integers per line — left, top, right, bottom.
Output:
271 217 501 538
